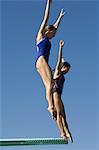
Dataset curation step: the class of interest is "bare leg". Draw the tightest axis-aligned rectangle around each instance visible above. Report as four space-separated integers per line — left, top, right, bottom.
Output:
60 100 73 143
53 92 67 140
36 56 55 119
53 92 73 142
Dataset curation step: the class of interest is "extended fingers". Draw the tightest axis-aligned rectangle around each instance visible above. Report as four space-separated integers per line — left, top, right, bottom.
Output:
60 8 65 16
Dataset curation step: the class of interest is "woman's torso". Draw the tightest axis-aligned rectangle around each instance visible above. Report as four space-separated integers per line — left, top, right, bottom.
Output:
53 73 65 95
36 37 51 64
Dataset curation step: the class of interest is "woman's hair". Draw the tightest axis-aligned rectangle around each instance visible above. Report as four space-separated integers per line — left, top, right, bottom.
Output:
52 61 71 75
61 61 71 69
44 25 56 33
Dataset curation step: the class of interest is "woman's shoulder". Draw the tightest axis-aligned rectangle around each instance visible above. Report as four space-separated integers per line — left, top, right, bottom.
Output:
53 69 61 79
36 32 46 44
36 35 43 44
36 36 48 45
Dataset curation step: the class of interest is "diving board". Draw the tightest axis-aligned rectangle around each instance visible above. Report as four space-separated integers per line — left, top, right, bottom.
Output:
0 137 68 146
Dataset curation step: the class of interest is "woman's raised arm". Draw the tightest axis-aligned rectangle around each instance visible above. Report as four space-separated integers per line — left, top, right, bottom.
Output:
56 40 64 70
53 40 64 78
37 0 52 41
54 8 65 30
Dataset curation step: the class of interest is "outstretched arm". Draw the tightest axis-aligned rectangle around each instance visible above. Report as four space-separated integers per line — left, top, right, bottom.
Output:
53 40 64 78
54 9 65 30
56 40 64 70
37 0 52 41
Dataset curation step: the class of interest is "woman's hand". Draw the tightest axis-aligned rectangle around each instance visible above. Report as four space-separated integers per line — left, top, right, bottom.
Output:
60 40 64 48
59 8 65 18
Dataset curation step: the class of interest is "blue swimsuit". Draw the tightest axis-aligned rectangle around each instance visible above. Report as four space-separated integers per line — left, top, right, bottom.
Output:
35 37 51 65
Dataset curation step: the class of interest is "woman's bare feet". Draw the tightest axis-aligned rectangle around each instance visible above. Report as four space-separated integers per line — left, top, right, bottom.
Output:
48 106 57 120
66 132 73 143
61 134 68 142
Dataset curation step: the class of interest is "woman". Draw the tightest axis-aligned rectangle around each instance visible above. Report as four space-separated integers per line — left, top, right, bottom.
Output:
36 0 65 119
52 40 73 143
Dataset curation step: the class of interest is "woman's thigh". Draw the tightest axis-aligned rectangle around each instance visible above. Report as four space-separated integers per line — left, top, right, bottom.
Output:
36 56 52 88
53 92 62 113
53 92 65 115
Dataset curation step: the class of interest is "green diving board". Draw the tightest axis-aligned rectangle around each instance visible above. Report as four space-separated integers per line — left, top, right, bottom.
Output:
0 137 68 146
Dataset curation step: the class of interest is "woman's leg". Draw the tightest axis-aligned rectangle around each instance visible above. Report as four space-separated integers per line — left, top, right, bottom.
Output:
36 56 55 119
53 92 67 140
60 100 73 143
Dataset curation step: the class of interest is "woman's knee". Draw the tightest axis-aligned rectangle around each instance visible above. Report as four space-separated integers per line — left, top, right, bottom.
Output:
57 111 62 119
46 81 53 92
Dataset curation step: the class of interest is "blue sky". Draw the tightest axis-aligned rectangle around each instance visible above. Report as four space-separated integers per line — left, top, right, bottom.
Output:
0 0 99 150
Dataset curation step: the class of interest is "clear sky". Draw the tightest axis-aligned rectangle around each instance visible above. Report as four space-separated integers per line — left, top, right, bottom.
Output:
0 0 99 150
